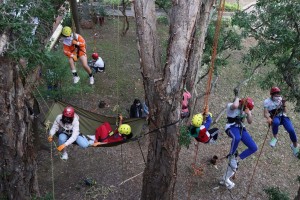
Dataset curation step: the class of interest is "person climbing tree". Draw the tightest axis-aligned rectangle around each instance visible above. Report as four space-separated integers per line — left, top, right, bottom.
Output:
220 96 258 189
181 88 191 118
48 106 89 160
89 52 105 73
61 26 94 85
263 87 299 157
189 107 219 144
93 114 133 146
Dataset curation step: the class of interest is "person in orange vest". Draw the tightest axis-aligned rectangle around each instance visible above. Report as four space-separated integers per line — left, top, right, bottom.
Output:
61 26 94 85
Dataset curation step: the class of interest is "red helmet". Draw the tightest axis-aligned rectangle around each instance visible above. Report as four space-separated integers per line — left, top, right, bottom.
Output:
63 106 75 118
92 53 99 60
270 87 280 95
239 97 254 110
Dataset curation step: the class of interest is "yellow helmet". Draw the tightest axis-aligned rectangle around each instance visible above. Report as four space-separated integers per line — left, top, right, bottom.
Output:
62 26 72 37
118 124 131 135
191 114 203 127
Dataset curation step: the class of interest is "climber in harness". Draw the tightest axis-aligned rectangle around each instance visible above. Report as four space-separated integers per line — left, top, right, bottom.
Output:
188 107 219 144
61 26 95 85
92 114 133 146
181 88 192 119
48 106 89 160
220 95 258 189
263 87 299 157
88 53 105 73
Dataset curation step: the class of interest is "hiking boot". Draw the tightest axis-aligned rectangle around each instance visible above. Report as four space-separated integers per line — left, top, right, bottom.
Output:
269 137 278 147
73 76 80 84
290 144 299 157
61 152 68 160
89 76 94 85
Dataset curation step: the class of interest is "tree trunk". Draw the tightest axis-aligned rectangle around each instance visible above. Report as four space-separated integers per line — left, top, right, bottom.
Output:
133 0 214 199
70 0 81 34
0 56 39 199
295 185 300 200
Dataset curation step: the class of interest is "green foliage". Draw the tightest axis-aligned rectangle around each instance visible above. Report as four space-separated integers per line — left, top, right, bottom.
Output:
32 193 53 200
231 0 300 110
179 125 191 148
155 0 172 11
157 16 169 25
224 2 239 12
264 187 290 200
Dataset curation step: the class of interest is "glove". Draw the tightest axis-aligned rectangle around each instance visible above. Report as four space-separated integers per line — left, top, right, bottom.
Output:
72 40 79 46
267 118 272 125
234 88 239 97
109 131 114 136
57 144 66 151
71 54 78 62
48 136 53 143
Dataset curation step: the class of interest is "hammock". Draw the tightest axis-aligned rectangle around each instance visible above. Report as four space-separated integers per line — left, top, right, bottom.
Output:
43 101 146 147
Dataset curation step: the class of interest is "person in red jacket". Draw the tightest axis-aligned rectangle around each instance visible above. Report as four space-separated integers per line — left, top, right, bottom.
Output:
61 26 94 85
93 115 133 146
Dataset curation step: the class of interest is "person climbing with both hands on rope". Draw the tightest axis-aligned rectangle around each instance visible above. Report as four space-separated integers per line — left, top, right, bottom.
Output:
93 114 133 146
61 26 94 85
48 106 89 160
220 90 258 189
189 106 220 144
263 87 299 157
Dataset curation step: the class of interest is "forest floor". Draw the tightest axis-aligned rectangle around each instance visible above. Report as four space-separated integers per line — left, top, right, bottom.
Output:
37 12 300 200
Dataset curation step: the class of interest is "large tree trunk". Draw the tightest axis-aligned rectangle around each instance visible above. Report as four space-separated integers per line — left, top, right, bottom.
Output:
0 55 39 199
133 0 214 199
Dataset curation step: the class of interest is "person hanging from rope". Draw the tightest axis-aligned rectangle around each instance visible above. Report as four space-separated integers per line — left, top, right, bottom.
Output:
48 106 89 160
220 94 258 189
88 53 105 73
92 114 133 146
61 26 95 85
181 87 192 119
263 87 299 157
188 106 220 144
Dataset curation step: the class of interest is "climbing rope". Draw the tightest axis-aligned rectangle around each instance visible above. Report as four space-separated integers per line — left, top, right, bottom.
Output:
187 0 225 199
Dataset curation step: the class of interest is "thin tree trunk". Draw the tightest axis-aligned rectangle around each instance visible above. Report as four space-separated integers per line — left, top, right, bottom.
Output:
0 57 39 199
70 0 81 34
133 0 214 199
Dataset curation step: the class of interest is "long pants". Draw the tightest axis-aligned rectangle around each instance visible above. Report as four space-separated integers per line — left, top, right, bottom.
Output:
58 132 89 148
226 126 258 160
272 116 297 142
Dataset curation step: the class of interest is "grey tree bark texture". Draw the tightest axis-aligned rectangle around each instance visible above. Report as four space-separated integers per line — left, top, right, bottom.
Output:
133 0 215 199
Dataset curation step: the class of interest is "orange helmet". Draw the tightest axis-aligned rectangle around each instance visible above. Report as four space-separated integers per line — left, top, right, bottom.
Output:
239 97 254 110
270 87 280 95
92 53 99 60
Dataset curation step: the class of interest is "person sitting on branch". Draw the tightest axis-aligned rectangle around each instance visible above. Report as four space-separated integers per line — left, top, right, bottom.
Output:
93 114 133 146
61 26 94 85
188 106 219 144
263 86 299 157
48 106 89 160
220 94 258 189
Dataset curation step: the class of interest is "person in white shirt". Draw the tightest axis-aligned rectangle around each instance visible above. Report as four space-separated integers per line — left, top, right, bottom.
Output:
91 53 105 73
48 106 89 160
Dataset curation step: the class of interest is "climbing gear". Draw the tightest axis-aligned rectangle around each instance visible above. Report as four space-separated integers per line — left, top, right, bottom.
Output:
92 53 99 60
118 124 131 135
191 114 203 127
62 26 72 37
239 97 254 110
270 87 280 95
63 106 75 118
269 137 278 147
290 144 299 157
61 152 68 160
57 144 66 151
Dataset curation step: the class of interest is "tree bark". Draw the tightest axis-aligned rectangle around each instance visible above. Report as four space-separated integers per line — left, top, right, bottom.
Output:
133 0 214 199
70 0 81 34
0 56 39 199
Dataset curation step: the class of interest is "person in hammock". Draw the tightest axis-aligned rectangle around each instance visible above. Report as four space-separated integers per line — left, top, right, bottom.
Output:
188 107 219 144
263 87 299 156
220 96 258 189
92 114 133 146
48 106 89 160
181 88 192 119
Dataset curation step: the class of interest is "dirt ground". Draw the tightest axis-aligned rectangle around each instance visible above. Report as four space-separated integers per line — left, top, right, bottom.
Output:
37 8 300 200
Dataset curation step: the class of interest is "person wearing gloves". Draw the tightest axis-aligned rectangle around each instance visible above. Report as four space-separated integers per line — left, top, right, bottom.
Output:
48 106 89 160
263 87 299 157
220 96 258 189
61 26 94 85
